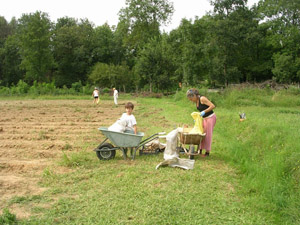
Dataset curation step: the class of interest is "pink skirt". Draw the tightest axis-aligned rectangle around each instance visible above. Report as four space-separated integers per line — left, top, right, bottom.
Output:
200 114 216 152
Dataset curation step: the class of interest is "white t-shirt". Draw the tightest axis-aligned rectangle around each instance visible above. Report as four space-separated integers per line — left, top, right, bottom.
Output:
93 90 98 97
120 113 136 131
114 89 118 98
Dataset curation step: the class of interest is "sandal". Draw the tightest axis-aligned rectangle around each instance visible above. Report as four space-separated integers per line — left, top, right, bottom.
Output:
201 152 209 157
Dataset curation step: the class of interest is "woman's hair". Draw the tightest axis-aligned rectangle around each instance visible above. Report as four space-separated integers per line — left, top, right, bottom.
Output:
186 88 199 98
125 102 134 109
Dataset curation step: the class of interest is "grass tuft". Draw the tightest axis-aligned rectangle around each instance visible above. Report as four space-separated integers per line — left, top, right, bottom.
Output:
0 208 18 225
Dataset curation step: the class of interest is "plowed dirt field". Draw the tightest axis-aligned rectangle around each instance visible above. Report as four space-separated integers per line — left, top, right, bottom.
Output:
0 99 127 213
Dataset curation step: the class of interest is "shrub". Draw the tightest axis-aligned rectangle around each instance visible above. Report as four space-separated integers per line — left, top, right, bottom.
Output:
71 81 83 92
28 81 57 95
101 87 110 94
16 80 30 94
0 86 10 95
82 85 93 95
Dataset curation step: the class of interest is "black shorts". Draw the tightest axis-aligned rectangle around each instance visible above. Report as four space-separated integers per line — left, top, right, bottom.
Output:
94 96 98 99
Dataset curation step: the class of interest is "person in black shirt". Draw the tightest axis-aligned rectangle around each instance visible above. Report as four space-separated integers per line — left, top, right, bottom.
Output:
186 88 217 157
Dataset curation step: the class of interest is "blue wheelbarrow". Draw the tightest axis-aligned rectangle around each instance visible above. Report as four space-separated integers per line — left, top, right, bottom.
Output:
94 127 165 160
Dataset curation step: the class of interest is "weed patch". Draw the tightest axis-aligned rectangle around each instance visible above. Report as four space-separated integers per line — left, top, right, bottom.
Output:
0 209 18 225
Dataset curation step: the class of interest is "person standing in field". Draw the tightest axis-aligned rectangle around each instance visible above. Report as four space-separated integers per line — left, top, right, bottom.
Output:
92 87 99 104
186 88 216 157
113 88 118 105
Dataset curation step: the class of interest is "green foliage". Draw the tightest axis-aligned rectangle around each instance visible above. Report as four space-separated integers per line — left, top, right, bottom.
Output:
88 62 111 87
259 0 300 84
0 208 17 225
9 80 30 95
118 0 174 50
219 87 300 107
91 24 115 64
1 34 23 85
88 62 134 92
135 37 176 92
208 0 257 85
28 81 57 95
167 18 208 86
221 88 273 107
59 151 93 168
101 87 110 94
71 81 83 92
0 86 10 95
52 18 94 87
0 81 93 96
17 11 54 84
0 16 14 47
272 53 300 83
1 0 300 93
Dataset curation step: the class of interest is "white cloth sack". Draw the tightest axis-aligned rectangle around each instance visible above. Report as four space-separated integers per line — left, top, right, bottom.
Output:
163 128 180 160
108 119 127 133
156 128 195 170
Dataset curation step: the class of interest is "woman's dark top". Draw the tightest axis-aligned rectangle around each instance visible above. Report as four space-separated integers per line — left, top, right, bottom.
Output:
197 96 214 118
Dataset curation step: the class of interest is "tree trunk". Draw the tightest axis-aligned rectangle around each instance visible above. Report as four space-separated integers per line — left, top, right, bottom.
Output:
224 63 228 87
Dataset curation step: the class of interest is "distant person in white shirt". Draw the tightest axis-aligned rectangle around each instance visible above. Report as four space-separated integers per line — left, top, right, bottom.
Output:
121 102 137 134
92 87 99 104
113 88 118 105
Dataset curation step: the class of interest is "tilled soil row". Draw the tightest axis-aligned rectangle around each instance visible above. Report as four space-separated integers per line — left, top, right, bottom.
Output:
0 99 125 212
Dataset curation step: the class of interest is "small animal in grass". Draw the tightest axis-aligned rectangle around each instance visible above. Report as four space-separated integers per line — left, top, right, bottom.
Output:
239 113 246 122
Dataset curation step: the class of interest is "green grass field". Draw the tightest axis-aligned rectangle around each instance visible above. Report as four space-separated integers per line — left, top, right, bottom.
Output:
1 88 300 224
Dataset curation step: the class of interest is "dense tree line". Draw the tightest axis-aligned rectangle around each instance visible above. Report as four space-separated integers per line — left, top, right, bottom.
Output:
0 0 299 92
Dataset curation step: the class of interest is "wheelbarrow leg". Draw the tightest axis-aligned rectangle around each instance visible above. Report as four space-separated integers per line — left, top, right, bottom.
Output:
132 147 138 160
189 145 195 160
121 148 127 160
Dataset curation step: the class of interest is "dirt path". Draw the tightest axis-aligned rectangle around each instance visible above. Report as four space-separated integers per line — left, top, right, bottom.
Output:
0 99 126 212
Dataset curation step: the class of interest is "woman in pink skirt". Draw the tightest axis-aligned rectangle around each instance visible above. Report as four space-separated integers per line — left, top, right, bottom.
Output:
187 89 216 157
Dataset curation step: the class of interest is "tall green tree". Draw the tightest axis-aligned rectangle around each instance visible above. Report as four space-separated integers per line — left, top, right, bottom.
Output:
91 23 115 65
1 35 23 85
0 16 18 83
118 0 174 53
0 16 13 47
52 18 94 87
112 22 127 65
115 0 174 91
168 17 210 86
208 0 255 85
88 62 111 87
88 62 134 92
135 36 175 92
17 11 54 84
259 0 300 82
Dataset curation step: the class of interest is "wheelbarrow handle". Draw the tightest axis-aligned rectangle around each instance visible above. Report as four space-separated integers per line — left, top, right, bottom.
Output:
139 132 165 144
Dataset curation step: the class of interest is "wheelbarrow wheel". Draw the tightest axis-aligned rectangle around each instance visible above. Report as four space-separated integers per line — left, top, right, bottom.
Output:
96 143 116 160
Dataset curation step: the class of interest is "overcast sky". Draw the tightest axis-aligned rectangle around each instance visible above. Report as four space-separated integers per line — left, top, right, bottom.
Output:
2 0 259 32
